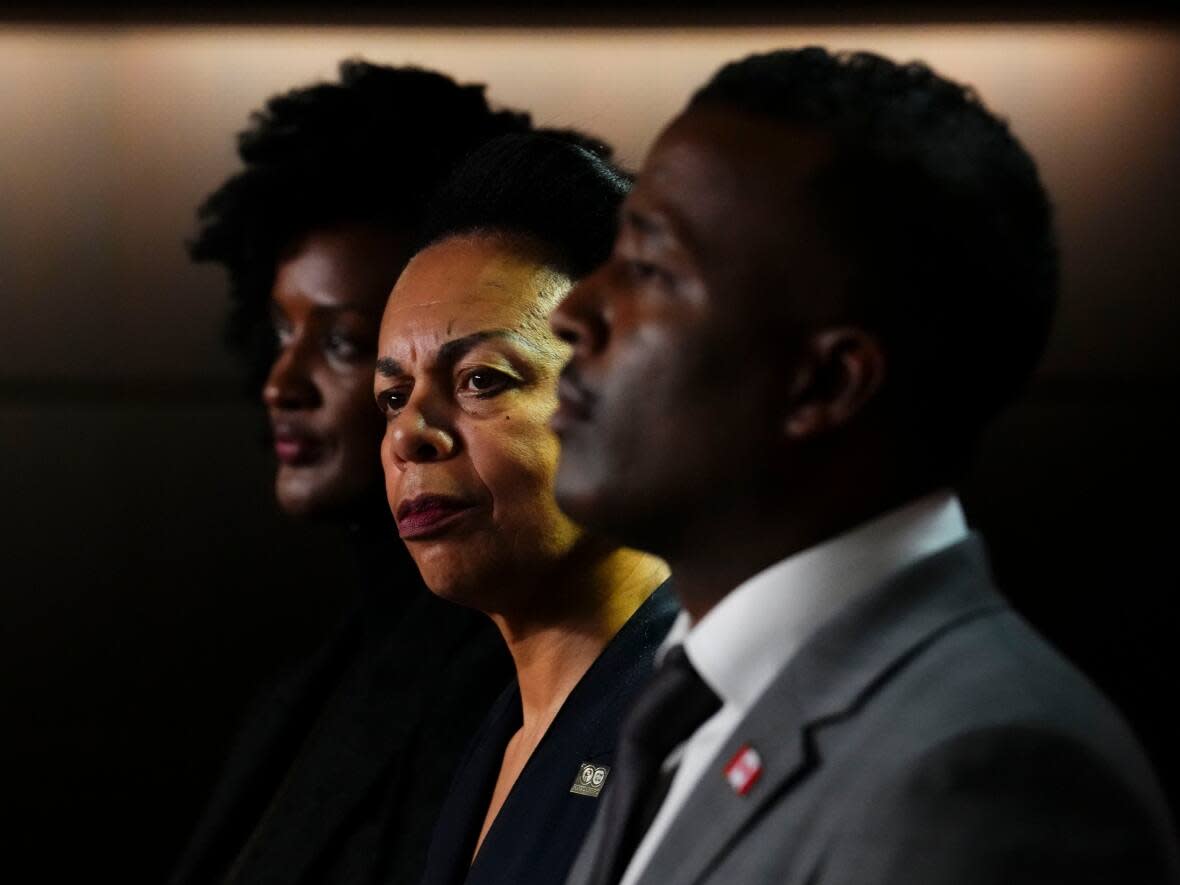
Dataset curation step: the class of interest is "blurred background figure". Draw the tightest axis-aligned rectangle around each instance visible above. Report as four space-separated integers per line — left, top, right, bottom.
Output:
168 60 534 885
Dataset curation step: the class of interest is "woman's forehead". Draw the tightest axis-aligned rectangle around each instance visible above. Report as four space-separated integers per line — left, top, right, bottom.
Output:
384 272 541 343
385 237 564 333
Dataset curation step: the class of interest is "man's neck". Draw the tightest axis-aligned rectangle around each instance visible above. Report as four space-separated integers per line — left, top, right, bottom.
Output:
668 487 931 624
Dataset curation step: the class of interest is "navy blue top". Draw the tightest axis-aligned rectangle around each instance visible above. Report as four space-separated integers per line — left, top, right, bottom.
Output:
420 582 678 885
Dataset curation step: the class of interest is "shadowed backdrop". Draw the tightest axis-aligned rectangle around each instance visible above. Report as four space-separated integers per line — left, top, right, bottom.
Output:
1 9 1177 881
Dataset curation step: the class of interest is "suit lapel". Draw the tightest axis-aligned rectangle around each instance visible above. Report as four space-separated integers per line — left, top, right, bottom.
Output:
629 700 811 885
631 536 1005 885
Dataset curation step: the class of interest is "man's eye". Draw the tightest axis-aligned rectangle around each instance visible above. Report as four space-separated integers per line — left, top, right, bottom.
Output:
624 259 668 285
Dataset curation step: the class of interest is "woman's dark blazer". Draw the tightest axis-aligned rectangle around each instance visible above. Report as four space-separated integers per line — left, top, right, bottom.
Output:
168 547 513 885
419 582 678 885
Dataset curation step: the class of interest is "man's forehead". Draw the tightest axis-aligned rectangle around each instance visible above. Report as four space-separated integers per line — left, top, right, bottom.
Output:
628 106 832 254
645 107 830 197
632 116 742 223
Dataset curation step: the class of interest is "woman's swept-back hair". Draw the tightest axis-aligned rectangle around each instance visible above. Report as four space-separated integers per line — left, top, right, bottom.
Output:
418 131 632 281
189 59 533 387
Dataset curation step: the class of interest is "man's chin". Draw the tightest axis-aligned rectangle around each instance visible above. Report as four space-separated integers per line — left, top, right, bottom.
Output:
553 451 592 512
553 463 617 537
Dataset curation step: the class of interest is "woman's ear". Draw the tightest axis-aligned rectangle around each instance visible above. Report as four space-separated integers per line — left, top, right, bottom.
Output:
783 327 887 440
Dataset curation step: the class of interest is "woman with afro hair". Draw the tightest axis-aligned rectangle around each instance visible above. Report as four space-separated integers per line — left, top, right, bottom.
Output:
171 60 613 885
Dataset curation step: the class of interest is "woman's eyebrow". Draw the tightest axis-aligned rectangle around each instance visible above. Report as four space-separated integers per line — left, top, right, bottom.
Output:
436 329 539 365
376 329 543 380
375 356 405 378
311 301 376 314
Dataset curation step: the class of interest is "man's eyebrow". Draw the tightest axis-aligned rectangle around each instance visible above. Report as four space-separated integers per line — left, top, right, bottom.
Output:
622 207 668 238
623 201 701 258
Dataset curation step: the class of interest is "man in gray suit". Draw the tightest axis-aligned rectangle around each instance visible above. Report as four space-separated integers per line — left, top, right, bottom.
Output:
549 47 1178 884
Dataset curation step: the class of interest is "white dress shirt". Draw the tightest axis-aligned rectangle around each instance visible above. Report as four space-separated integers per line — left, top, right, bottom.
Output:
617 491 969 885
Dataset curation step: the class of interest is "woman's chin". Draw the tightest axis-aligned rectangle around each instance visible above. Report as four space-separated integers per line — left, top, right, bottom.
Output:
421 573 492 612
411 553 485 606
275 456 393 525
275 481 328 521
414 554 530 617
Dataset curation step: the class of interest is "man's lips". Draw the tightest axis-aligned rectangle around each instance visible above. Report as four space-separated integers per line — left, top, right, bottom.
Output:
552 367 597 433
395 494 479 540
272 426 324 465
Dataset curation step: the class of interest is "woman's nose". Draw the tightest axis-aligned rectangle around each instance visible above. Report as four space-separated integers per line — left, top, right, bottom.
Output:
262 339 320 410
388 402 457 465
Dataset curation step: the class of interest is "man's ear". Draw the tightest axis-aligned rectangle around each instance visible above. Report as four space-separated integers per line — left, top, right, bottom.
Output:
784 327 887 440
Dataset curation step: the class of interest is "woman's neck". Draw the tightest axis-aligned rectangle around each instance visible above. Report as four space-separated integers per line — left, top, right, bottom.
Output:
469 544 669 863
491 545 669 739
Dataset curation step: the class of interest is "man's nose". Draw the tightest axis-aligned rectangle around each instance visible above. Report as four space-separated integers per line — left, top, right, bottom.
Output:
550 268 610 357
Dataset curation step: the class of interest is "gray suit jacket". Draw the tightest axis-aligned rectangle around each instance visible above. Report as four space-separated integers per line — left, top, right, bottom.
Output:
567 535 1179 884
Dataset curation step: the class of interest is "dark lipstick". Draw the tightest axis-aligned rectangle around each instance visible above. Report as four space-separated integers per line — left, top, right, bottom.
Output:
395 494 478 540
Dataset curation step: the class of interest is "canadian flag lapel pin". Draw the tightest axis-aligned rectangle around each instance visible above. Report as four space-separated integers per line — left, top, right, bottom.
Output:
723 743 763 796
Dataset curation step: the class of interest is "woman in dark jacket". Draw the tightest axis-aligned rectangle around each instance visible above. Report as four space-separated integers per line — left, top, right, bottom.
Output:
171 61 536 885
374 133 677 885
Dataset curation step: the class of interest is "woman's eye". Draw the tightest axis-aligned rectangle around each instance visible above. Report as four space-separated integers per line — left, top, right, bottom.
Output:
377 389 408 414
459 369 513 398
325 332 361 361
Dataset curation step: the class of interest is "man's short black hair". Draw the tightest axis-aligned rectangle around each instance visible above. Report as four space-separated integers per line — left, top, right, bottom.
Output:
190 59 533 387
692 47 1059 479
418 131 632 280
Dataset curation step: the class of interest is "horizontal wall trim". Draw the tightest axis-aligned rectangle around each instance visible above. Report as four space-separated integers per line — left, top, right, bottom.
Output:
0 378 248 405
3 3 1178 28
0 374 1174 406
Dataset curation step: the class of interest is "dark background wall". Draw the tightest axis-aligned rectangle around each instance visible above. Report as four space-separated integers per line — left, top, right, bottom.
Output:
2 6 1178 881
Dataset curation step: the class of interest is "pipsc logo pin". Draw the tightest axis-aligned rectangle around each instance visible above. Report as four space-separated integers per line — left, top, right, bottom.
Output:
569 761 611 797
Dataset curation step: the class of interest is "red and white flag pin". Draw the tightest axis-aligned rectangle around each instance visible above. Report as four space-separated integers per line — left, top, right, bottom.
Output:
723 743 763 796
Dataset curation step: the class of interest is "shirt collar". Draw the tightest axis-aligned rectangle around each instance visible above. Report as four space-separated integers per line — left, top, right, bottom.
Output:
659 491 968 714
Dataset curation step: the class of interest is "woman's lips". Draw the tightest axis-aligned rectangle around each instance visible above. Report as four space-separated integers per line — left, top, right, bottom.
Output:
272 427 324 465
395 494 479 540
